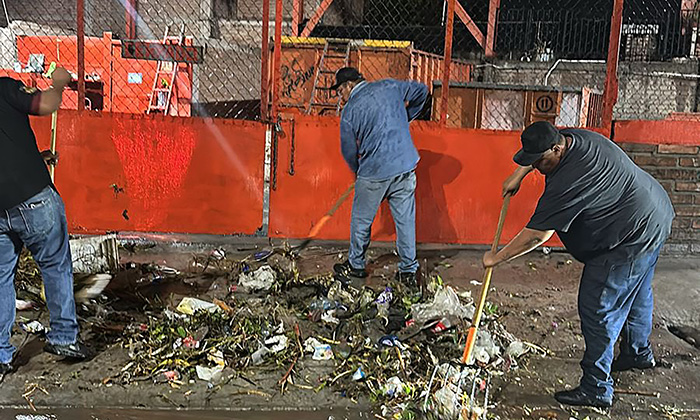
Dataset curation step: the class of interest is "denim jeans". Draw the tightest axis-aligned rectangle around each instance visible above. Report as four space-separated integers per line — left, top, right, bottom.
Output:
0 186 78 364
577 244 662 401
349 170 418 273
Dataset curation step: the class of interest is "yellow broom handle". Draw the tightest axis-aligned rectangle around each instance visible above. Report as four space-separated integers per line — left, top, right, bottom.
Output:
49 110 58 182
462 194 511 363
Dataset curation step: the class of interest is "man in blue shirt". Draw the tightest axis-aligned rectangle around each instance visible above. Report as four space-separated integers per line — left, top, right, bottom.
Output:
330 67 429 288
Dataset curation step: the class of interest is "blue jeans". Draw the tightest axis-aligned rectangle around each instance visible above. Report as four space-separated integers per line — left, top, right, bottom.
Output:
577 244 662 401
0 186 78 364
349 170 418 273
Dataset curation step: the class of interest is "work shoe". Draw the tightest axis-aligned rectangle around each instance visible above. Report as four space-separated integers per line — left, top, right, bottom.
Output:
0 362 12 375
396 271 422 300
395 271 418 287
554 387 612 408
333 260 368 279
44 341 93 360
612 355 656 372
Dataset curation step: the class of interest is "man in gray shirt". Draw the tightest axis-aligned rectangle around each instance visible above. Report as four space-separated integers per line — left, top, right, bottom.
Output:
483 121 674 407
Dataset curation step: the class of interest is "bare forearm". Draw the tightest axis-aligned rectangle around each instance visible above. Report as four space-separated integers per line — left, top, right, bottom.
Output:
38 83 66 116
514 165 534 181
493 228 554 264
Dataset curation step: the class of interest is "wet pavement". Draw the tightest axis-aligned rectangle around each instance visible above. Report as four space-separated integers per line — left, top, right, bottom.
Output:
5 408 365 420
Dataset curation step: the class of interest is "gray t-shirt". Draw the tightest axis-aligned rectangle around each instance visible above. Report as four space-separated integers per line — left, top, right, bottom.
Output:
527 129 674 264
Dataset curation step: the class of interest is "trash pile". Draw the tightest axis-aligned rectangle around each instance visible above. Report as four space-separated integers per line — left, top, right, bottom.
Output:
15 246 538 418
111 248 536 418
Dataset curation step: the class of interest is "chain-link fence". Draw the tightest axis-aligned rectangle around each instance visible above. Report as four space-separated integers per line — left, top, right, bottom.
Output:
437 0 609 130
1 0 265 119
2 0 696 126
617 0 700 121
273 0 472 118
1 0 78 106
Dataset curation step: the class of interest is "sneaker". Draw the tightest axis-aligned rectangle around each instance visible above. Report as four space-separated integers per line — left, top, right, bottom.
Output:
44 341 93 360
612 355 656 372
0 362 12 375
333 260 368 279
554 387 612 408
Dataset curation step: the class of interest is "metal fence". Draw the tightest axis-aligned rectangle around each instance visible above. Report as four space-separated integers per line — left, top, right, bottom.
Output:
0 0 698 126
617 0 700 121
0 0 78 106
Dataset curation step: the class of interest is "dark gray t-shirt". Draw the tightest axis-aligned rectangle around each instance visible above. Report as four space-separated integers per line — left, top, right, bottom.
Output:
527 129 674 264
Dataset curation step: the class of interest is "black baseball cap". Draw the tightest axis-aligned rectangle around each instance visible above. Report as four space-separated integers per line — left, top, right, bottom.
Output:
513 121 561 166
330 67 363 90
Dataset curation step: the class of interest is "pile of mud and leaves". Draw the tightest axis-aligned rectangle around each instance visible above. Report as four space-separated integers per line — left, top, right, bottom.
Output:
12 245 550 419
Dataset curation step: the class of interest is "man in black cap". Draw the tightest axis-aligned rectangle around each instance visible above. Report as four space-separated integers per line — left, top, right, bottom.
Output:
330 67 429 289
483 121 674 407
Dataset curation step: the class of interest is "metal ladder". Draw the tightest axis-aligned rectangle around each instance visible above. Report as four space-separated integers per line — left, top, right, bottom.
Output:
146 23 185 114
306 39 351 115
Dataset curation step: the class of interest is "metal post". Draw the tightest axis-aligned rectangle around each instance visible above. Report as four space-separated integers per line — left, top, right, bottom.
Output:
300 0 335 38
292 0 304 37
125 0 137 39
602 0 624 135
440 0 456 126
271 0 284 119
261 0 271 121
77 0 85 112
485 0 501 57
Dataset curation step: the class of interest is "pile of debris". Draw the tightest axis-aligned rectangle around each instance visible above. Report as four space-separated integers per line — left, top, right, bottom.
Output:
111 248 535 418
15 245 538 418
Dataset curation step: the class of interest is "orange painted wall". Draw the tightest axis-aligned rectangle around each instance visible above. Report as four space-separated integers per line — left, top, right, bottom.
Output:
269 115 556 246
614 120 700 146
31 113 686 246
30 111 265 235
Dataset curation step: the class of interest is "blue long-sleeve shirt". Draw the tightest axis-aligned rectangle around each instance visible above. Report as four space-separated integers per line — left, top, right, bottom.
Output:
340 79 429 180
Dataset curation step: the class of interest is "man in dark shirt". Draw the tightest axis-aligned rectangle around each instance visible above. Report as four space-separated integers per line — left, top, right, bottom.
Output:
0 68 91 375
483 121 674 407
330 67 429 288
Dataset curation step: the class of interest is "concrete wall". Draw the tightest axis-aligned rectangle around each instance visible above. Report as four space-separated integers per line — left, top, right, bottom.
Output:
474 59 700 120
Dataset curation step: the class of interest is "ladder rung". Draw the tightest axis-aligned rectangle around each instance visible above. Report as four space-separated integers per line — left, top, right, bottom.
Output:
149 105 167 110
324 54 348 58
153 88 170 92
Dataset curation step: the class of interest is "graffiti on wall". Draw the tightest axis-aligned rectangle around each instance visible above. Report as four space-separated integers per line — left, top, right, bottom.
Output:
281 58 315 99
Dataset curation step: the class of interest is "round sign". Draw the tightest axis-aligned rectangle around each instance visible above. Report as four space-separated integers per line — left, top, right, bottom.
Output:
536 95 554 113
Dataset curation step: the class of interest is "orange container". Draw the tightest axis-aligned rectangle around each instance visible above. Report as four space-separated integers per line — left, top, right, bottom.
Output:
11 33 192 116
271 37 472 115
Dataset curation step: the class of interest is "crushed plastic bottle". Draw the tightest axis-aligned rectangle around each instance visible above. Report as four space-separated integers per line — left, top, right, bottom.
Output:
375 287 393 319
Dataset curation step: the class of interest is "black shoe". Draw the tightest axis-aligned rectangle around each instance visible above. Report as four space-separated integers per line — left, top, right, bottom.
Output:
44 341 93 360
554 387 612 408
395 271 418 287
333 260 368 279
0 362 12 375
396 271 422 300
612 355 656 372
